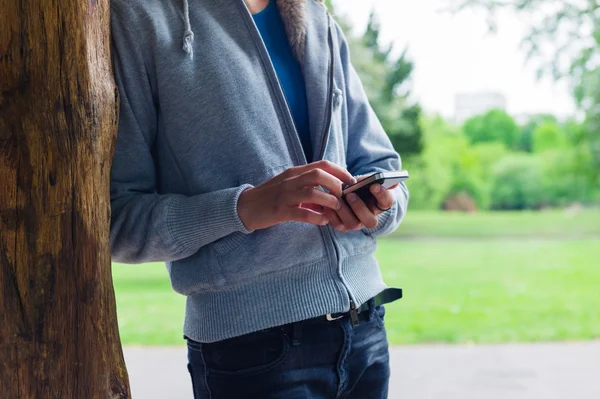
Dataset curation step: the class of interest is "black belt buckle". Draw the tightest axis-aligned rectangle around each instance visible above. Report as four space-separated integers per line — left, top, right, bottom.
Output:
324 287 403 325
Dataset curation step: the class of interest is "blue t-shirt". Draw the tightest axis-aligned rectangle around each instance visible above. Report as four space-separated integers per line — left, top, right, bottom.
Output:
253 1 312 162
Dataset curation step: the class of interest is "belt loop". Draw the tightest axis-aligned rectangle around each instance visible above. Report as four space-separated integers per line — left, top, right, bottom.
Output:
368 298 377 321
291 323 302 346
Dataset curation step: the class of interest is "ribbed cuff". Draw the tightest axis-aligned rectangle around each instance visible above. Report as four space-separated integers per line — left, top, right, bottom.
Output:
166 184 254 255
363 183 408 237
362 204 394 236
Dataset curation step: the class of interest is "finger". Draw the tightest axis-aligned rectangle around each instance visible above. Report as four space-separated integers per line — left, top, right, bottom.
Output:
291 169 345 198
288 207 329 226
323 207 345 231
286 161 356 186
337 197 363 231
300 203 323 213
293 187 341 210
346 193 378 229
367 201 381 216
370 184 394 211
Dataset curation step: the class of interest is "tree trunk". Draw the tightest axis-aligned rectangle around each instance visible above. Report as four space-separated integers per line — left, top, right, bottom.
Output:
0 0 130 396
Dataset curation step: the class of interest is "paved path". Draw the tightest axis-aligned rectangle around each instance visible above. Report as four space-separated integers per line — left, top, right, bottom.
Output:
124 342 600 398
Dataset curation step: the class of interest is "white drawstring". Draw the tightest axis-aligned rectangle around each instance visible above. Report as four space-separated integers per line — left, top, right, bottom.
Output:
182 0 194 59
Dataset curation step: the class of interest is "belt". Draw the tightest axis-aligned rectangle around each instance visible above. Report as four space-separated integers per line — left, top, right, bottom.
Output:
325 287 403 327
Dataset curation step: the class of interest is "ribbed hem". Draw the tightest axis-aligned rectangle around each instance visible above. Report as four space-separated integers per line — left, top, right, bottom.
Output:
341 254 387 305
183 253 385 343
166 184 254 255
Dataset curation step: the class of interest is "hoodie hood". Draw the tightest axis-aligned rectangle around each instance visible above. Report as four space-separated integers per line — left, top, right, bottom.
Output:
181 0 324 62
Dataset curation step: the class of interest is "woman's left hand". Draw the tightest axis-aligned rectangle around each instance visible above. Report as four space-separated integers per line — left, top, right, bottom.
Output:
323 177 397 232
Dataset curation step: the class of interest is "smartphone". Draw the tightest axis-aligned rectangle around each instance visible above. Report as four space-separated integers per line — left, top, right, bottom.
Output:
342 170 409 202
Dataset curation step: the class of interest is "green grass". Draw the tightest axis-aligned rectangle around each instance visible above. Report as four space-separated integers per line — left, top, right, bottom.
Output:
378 239 600 344
113 209 600 345
113 264 185 346
394 208 600 238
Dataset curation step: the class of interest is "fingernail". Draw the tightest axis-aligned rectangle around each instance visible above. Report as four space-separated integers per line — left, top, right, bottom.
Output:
347 193 358 203
351 177 357 184
336 200 342 210
372 184 381 193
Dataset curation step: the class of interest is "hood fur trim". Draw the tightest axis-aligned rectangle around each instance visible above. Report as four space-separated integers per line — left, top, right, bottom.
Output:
276 0 324 64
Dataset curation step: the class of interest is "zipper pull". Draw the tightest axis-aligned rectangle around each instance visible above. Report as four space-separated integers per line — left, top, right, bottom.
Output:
349 300 360 327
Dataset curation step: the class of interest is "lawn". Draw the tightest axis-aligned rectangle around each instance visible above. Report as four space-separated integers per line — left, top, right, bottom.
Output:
378 239 600 344
393 208 600 239
113 209 600 345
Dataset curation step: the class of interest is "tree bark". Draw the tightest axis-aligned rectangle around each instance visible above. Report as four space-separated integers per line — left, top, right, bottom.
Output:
0 0 130 396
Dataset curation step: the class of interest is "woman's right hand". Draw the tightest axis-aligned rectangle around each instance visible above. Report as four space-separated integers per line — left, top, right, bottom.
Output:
237 161 356 231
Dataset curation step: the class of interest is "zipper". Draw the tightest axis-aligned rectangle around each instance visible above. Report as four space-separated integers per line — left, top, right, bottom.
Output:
316 16 336 162
236 0 308 166
317 13 360 325
239 1 358 323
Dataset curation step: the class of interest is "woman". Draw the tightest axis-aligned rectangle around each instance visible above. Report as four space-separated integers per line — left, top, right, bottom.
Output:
110 0 408 397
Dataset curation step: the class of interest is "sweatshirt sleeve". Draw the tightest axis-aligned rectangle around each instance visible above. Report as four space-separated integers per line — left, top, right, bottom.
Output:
109 5 253 264
333 21 409 237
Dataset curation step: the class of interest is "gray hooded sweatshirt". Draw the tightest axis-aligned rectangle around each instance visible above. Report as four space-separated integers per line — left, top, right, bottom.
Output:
110 0 409 343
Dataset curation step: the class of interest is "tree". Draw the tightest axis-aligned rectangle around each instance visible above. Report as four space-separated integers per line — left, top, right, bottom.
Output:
538 149 594 206
577 68 600 180
330 3 423 157
359 13 423 156
519 114 557 152
532 121 566 153
0 0 130 397
463 109 521 149
490 155 545 210
453 1 598 81
403 116 462 209
453 0 600 182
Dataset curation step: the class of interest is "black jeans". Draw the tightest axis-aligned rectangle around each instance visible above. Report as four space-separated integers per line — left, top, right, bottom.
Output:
186 301 390 399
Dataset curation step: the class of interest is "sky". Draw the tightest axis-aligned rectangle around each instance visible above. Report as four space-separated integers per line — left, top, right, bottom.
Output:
336 0 577 120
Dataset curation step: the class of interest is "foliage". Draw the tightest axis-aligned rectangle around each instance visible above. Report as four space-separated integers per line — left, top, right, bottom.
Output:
449 144 489 209
471 142 508 177
403 116 459 210
519 114 557 152
339 10 423 156
562 117 586 146
393 103 594 212
406 117 500 211
532 121 566 153
451 0 599 81
538 149 594 206
490 154 544 210
452 0 600 185
463 109 521 149
578 68 600 182
404 114 592 212
327 0 597 210
420 113 600 210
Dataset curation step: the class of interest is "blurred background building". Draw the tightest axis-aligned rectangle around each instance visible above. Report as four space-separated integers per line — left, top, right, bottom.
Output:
454 91 507 123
